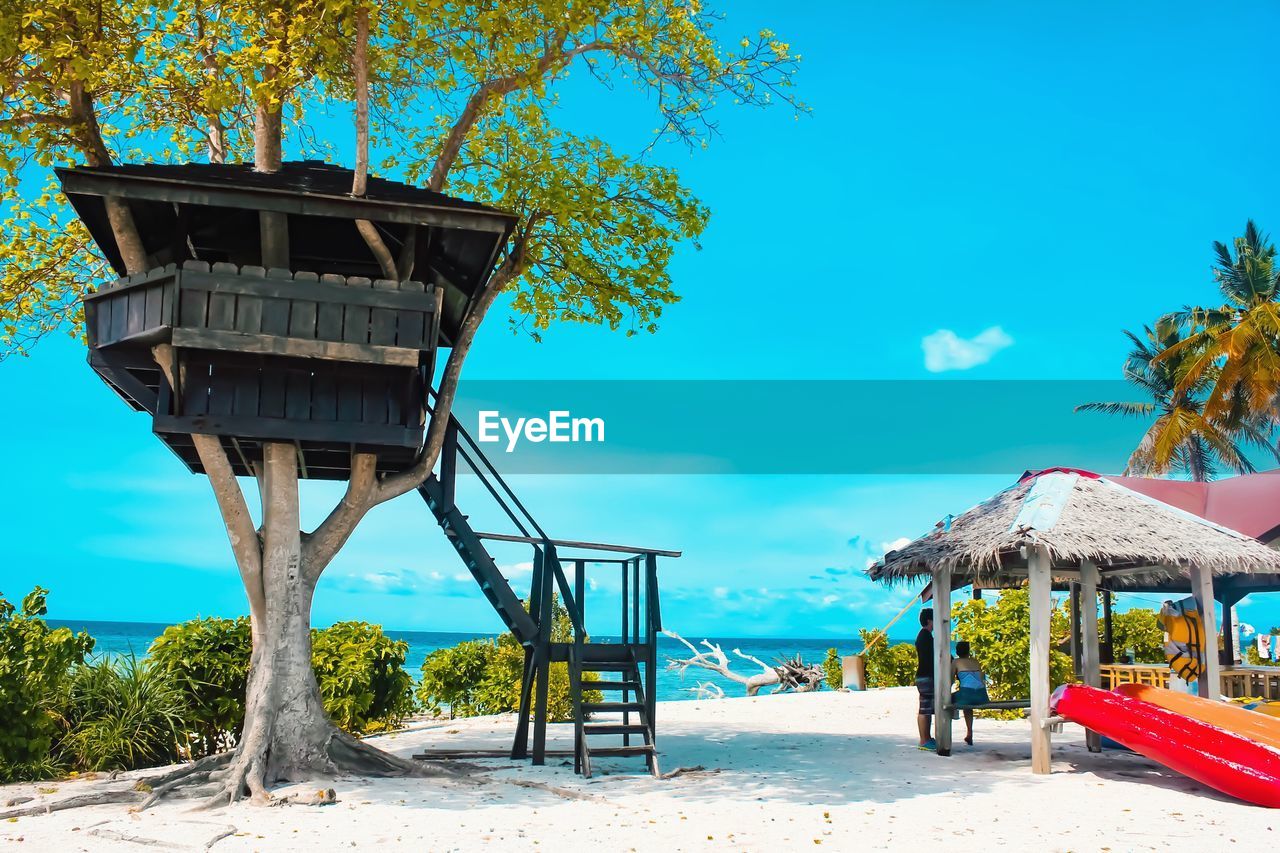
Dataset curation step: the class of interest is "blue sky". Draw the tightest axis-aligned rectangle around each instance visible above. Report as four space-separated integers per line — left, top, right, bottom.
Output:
5 1 1280 639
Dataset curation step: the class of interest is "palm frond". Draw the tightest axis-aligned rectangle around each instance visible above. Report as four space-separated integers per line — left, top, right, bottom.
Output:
1074 401 1156 417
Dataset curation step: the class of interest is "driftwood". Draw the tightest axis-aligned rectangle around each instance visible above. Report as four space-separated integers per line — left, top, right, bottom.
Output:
664 631 824 697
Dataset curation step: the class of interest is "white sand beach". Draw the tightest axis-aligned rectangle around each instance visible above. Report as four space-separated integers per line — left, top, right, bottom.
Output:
2 687 1273 852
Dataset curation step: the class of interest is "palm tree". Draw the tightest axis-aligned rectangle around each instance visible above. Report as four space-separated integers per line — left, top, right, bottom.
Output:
1157 220 1280 423
1076 325 1276 480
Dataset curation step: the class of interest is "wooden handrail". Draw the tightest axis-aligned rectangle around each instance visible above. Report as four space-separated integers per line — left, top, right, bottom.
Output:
473 530 682 558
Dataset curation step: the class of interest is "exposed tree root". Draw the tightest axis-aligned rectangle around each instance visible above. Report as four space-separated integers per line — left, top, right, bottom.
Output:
2 728 515 821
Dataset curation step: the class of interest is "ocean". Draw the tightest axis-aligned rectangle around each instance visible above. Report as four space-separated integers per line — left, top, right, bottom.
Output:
47 619 917 703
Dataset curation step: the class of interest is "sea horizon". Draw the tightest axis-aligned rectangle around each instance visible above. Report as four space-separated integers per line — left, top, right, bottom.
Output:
47 617 919 703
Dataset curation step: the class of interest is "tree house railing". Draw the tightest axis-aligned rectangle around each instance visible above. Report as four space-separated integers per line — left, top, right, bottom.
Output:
86 261 441 364
84 261 444 479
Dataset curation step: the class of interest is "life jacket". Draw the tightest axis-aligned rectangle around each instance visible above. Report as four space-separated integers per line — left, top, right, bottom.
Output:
1161 596 1206 683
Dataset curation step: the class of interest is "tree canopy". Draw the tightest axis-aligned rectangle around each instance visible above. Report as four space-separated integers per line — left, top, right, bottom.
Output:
0 0 802 355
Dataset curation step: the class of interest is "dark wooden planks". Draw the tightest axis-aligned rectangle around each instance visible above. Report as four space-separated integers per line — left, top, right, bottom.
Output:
169 327 419 367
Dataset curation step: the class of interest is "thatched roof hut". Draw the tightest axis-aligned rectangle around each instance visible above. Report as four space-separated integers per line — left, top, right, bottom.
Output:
868 468 1280 586
865 467 1280 776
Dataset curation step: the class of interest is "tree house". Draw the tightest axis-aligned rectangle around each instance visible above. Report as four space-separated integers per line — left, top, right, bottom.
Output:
63 161 678 778
59 162 514 478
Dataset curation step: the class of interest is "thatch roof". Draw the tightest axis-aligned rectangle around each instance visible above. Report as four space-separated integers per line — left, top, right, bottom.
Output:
868 469 1280 586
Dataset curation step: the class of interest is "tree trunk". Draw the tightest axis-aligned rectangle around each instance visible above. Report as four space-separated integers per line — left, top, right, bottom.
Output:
227 444 332 792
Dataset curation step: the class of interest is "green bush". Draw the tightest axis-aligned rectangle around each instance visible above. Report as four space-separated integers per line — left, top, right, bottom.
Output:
148 616 251 757
951 589 1073 707
822 648 842 689
418 598 598 721
418 638 499 718
311 621 416 734
1109 607 1165 664
150 616 416 746
57 656 189 772
0 588 94 782
857 630 917 688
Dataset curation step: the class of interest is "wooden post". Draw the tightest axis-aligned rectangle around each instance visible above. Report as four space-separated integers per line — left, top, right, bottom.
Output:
1101 590 1114 664
1080 559 1102 753
645 553 659 740
1068 581 1081 678
510 646 534 759
1190 565 1221 700
1220 588 1239 666
932 565 953 756
1029 545 1052 774
531 545 557 765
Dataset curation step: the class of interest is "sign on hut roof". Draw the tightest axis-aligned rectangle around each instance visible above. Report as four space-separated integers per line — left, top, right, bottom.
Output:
868 468 1280 586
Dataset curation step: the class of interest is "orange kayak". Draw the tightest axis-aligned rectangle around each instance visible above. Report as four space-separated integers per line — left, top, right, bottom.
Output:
1116 683 1280 750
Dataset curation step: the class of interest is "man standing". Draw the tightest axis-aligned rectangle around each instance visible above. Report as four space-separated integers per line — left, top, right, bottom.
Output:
915 607 935 750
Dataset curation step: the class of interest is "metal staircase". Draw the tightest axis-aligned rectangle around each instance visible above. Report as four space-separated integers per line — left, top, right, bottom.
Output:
417 413 676 777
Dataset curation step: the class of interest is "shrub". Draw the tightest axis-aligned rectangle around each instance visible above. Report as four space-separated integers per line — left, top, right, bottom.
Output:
148 616 251 757
857 630 917 688
57 655 189 772
151 617 416 747
311 621 416 734
418 639 499 718
0 588 94 782
951 589 1073 706
418 598 598 721
1109 607 1165 664
822 648 842 690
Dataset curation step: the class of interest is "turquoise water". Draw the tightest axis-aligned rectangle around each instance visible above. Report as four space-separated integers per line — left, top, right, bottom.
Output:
48 619 916 702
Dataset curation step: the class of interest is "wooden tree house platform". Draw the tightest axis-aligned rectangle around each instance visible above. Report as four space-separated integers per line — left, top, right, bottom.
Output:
59 160 513 479
85 260 442 477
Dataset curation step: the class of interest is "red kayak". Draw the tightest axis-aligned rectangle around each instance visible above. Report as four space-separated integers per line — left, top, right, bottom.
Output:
1052 683 1280 808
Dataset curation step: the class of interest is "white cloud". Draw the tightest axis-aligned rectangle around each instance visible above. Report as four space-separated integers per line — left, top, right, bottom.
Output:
922 325 1013 372
881 537 912 553
713 586 730 599
821 594 839 606
867 537 914 569
452 572 471 582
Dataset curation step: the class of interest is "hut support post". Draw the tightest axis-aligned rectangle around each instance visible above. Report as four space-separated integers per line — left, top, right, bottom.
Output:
932 565 953 757
1029 545 1052 774
1220 589 1241 666
1190 565 1221 700
1101 591 1114 664
1068 581 1081 677
1080 559 1102 753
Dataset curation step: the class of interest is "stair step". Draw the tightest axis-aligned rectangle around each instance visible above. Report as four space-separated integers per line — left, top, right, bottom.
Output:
584 723 650 736
583 702 645 713
581 680 640 691
587 661 638 672
585 745 655 757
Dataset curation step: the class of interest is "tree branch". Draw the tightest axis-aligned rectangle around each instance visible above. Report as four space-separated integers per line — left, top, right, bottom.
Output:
373 244 525 502
351 6 398 279
152 344 264 614
301 451 377 581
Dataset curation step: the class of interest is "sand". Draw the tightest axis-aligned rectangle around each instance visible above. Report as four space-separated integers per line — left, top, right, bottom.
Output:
1 687 1273 851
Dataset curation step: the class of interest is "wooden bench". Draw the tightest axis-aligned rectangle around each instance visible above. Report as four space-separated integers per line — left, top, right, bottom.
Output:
944 700 1030 720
